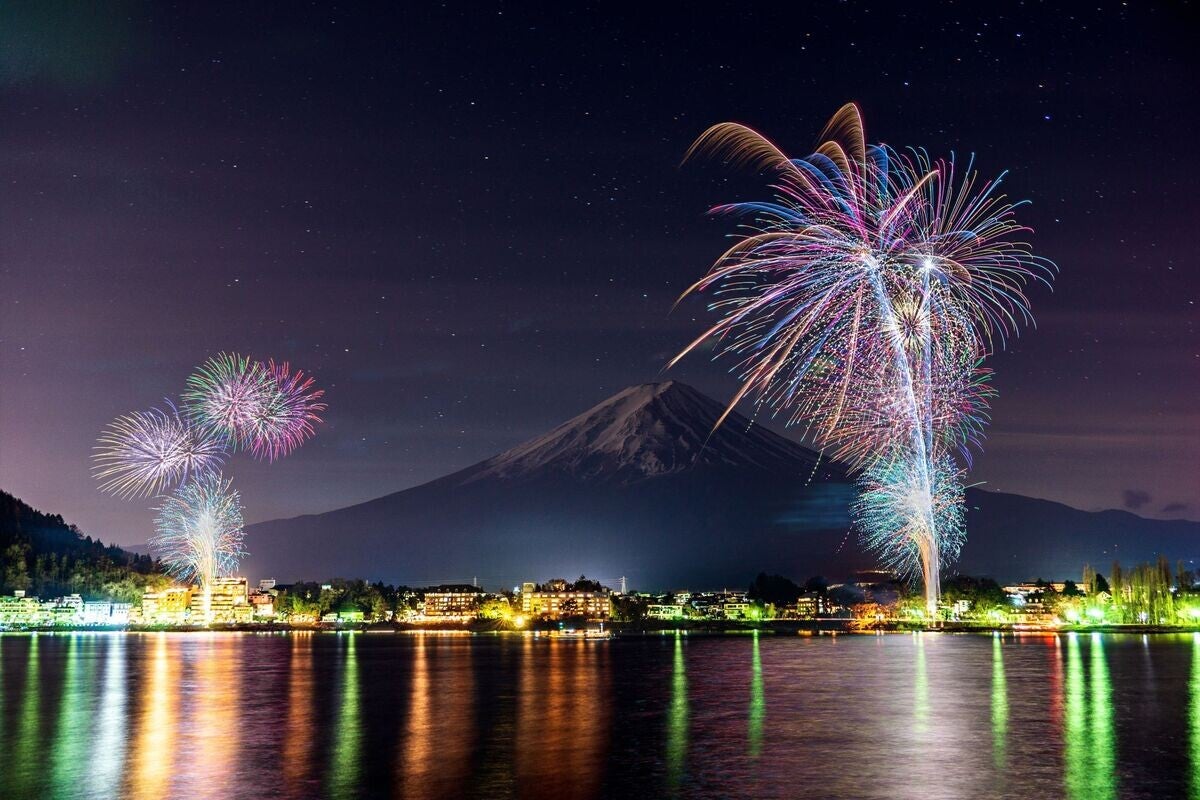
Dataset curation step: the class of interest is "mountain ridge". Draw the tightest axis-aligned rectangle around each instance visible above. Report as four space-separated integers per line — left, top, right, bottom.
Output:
243 381 1199 587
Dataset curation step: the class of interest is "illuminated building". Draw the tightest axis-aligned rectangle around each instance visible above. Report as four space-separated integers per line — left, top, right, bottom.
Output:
139 586 194 625
249 590 276 618
208 576 252 623
423 589 483 621
47 594 85 625
782 595 829 619
321 609 365 624
521 585 611 620
0 591 43 626
647 604 685 620
81 601 132 626
722 602 750 619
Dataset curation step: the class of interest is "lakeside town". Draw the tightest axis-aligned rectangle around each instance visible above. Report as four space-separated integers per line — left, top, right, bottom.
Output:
2 556 1198 632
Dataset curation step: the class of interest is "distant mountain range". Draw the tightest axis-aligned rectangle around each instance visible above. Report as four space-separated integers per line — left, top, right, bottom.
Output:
244 381 1200 589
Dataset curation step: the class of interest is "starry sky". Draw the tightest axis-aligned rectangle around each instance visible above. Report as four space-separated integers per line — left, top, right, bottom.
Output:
0 1 1196 547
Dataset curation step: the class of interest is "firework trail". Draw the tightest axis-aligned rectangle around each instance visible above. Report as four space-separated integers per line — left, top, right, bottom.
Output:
152 471 246 622
93 401 226 499
673 104 1052 613
245 360 328 462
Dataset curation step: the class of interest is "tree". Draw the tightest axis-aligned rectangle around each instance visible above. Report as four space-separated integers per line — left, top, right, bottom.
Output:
610 595 648 623
1062 580 1082 597
747 573 803 607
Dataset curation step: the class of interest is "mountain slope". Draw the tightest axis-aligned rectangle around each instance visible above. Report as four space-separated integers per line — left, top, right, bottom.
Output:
460 381 825 484
0 490 163 600
244 382 1200 588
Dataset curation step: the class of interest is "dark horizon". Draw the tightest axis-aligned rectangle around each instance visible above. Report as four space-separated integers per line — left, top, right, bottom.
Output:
1 2 1197 549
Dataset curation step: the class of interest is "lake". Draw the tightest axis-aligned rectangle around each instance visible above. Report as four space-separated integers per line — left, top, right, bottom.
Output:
0 630 1196 799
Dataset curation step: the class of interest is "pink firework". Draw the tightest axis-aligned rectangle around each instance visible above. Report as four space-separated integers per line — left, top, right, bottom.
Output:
245 359 327 461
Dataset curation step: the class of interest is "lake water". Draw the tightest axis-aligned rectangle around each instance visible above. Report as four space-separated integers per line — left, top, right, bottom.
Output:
0 630 1197 799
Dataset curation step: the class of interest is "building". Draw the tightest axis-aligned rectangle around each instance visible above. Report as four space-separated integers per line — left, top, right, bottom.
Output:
249 590 276 618
647 604 685 621
81 600 130 626
45 594 84 625
788 595 828 619
140 586 194 625
521 586 611 620
0 591 43 626
209 577 252 623
723 602 751 620
423 589 483 621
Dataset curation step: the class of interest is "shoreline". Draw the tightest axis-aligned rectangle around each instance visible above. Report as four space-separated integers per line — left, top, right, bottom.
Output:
5 621 1200 635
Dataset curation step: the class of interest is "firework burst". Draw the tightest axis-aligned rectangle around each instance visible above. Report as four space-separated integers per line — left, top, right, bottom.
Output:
93 402 226 499
182 352 273 450
151 471 246 588
245 359 328 461
673 104 1052 612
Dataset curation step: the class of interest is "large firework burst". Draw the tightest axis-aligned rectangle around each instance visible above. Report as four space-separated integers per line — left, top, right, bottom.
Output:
182 352 273 451
673 104 1052 612
92 402 226 499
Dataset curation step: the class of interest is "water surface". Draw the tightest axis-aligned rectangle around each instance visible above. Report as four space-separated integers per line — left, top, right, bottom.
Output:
0 631 1196 799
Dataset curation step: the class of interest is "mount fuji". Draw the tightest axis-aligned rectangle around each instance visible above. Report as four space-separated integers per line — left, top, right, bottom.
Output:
244 381 1200 589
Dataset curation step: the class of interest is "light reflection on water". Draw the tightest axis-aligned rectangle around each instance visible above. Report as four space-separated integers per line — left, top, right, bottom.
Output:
3 632 1200 799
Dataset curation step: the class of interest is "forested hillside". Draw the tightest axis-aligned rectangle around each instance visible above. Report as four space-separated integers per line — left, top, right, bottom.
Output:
1 490 167 602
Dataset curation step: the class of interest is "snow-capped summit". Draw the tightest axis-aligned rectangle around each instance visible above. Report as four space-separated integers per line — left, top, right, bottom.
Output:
462 380 826 484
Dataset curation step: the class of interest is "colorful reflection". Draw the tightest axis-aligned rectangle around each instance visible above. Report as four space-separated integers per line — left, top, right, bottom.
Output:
667 632 689 788
128 633 177 798
749 631 764 759
51 636 94 796
283 632 316 795
91 635 128 797
399 634 475 798
515 637 611 799
329 633 361 799
1063 633 1116 800
192 635 242 799
992 635 1008 769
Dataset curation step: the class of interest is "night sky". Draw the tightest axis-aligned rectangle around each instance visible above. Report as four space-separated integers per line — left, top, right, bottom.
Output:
0 2 1196 548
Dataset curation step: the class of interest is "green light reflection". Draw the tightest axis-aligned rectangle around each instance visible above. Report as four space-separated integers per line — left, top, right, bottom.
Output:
667 632 688 789
51 635 93 798
13 634 40 797
1089 634 1115 800
1063 633 1116 800
329 633 361 800
991 635 1007 770
1190 634 1200 800
749 630 764 759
